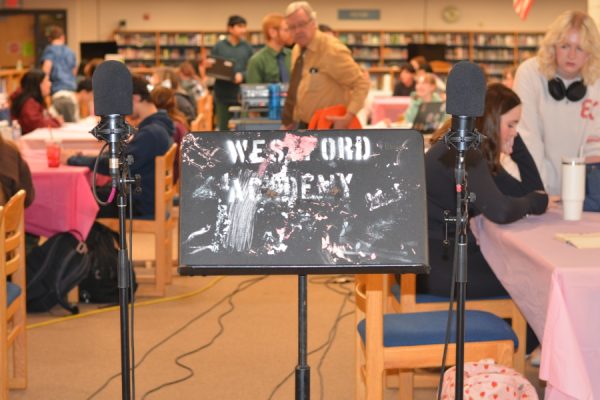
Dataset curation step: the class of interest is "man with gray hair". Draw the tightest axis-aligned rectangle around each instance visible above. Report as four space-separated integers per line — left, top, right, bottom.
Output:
282 1 369 129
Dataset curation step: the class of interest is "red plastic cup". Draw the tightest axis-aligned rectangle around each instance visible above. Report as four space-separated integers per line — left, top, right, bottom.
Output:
46 141 61 168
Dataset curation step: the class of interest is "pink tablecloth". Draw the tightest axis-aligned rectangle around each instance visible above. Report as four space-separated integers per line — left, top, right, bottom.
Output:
23 149 99 240
472 209 600 400
370 96 410 125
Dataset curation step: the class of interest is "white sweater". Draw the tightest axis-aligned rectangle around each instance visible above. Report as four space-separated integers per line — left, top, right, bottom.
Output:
513 57 600 195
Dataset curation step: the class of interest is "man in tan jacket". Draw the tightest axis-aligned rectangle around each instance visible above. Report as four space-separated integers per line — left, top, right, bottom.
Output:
282 1 369 129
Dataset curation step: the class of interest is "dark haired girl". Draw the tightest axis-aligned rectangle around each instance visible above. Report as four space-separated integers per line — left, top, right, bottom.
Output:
10 69 62 134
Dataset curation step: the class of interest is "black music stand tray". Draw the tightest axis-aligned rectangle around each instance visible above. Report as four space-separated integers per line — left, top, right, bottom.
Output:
178 129 430 399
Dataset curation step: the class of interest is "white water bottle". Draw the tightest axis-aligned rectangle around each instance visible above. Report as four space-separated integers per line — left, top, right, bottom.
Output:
12 120 21 140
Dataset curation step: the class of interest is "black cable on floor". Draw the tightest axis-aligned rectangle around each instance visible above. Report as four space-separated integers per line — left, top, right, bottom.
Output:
86 275 266 399
267 310 354 400
316 284 352 400
268 277 355 400
140 276 266 399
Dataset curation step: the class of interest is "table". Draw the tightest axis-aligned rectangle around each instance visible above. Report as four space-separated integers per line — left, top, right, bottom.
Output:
472 208 600 400
19 118 102 151
370 96 410 125
22 148 99 240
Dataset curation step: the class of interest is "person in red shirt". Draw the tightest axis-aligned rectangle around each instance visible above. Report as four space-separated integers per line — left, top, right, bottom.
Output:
10 69 62 135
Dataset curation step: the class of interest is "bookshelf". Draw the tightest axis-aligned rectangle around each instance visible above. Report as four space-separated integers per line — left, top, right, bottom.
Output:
115 29 544 87
115 30 261 67
334 30 544 89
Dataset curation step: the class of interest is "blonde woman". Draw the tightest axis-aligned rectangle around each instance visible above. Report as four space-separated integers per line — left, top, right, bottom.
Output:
514 10 600 196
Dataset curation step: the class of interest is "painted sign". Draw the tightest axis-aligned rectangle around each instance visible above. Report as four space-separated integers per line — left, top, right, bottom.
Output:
179 129 428 275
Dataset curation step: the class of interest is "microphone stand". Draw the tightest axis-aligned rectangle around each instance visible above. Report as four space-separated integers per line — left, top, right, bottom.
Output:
444 116 482 400
295 274 310 400
91 116 136 400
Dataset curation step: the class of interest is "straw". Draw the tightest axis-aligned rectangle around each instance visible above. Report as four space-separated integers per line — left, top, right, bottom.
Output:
48 120 54 141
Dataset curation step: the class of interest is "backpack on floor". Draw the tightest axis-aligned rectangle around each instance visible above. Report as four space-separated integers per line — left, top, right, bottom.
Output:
78 222 137 304
26 231 91 314
26 222 136 313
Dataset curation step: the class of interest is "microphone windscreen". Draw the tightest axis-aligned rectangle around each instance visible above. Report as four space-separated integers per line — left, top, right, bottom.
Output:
93 60 133 116
445 61 486 117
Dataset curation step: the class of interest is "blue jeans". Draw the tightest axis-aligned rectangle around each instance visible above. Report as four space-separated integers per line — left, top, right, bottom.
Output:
584 162 600 211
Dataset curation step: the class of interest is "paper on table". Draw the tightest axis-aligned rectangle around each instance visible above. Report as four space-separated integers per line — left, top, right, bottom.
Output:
555 232 600 248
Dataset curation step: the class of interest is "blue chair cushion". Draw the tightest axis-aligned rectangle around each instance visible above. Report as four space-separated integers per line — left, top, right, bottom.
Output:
390 283 510 304
6 282 22 306
357 310 518 349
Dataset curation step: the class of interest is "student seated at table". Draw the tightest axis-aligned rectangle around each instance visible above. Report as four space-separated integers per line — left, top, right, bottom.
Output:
76 78 94 119
419 83 548 299
150 86 189 182
0 136 34 207
392 63 416 96
150 67 197 125
66 75 173 219
9 69 63 135
401 72 442 125
178 60 207 102
1 134 38 252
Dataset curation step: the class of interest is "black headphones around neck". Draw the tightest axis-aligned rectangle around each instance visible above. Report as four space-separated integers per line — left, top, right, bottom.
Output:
547 77 587 101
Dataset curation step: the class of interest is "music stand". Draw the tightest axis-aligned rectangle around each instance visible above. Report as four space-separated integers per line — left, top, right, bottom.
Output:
179 129 430 399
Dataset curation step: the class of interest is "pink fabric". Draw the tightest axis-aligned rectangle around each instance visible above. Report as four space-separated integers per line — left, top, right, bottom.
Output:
370 96 410 124
472 209 600 400
441 359 538 400
22 149 99 240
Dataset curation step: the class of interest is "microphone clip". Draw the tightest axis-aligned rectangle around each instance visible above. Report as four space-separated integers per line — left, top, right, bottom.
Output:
91 114 136 144
443 115 483 153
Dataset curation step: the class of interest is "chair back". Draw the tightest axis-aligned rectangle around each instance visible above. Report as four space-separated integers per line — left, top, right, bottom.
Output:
1 190 28 394
155 143 178 225
430 60 452 75
191 93 214 131
2 190 26 278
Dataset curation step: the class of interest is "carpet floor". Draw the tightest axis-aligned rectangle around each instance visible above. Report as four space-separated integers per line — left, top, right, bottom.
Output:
11 274 545 399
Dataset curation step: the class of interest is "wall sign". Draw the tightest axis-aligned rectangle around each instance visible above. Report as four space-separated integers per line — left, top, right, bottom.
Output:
338 9 380 21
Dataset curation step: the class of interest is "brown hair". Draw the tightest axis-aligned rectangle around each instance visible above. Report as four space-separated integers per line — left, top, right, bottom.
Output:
477 83 521 173
47 25 64 41
150 86 189 129
153 67 181 90
83 58 103 78
262 13 284 41
178 61 199 80
431 83 521 174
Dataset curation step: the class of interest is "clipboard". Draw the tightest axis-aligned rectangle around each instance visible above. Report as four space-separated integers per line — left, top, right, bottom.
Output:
206 56 236 81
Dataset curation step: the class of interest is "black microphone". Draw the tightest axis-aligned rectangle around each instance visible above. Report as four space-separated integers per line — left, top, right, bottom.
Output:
444 61 486 152
91 60 136 188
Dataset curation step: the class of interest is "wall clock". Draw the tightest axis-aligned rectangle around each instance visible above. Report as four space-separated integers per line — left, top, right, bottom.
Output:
442 5 461 23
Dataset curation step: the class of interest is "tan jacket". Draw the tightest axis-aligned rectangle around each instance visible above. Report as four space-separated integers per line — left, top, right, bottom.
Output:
290 30 369 124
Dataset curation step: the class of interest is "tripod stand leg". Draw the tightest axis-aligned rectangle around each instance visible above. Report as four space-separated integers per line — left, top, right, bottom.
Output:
455 281 466 400
296 274 310 400
117 191 132 400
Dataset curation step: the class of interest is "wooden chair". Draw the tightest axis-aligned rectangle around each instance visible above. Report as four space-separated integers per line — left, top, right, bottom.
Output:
98 144 178 297
191 93 214 131
429 60 452 76
0 190 28 398
355 274 516 400
386 273 527 374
